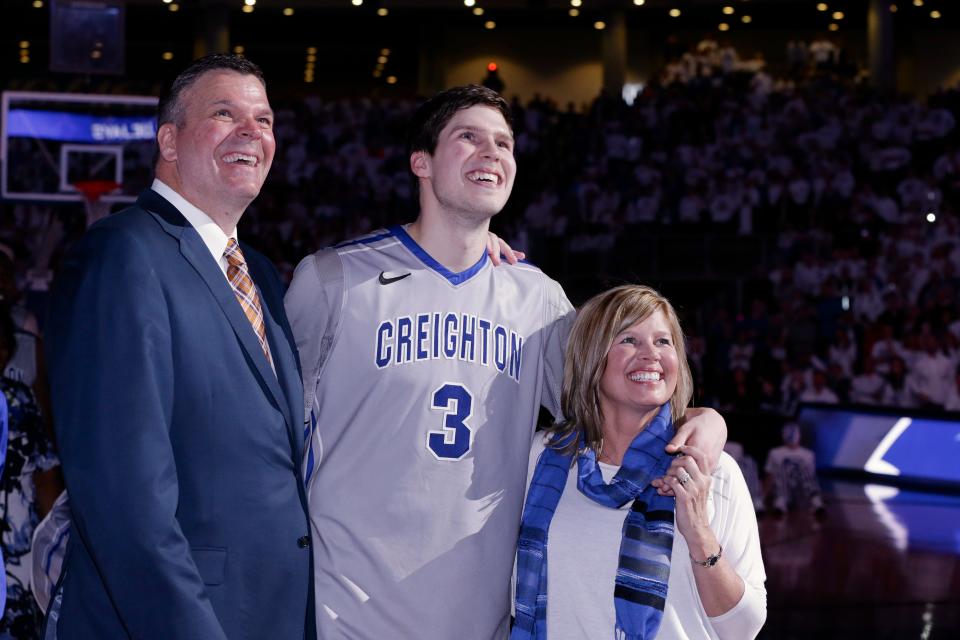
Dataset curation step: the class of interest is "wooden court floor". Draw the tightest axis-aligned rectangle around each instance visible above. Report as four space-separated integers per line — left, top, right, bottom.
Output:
758 479 960 639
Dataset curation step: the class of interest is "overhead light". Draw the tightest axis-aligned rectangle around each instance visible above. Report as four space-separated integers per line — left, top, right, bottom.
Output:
373 70 382 78
828 22 839 31
816 3 828 11
233 45 245 54
484 20 495 29
352 0 363 6
719 22 730 31
742 15 752 23
386 76 397 84
169 3 179 11
931 10 941 19
381 48 391 55
594 21 605 30
306 54 317 62
570 0 581 6
20 55 31 63
464 0 475 6
669 8 681 18
633 0 645 5
19 41 30 49
241 4 253 12
890 4 898 12
162 51 174 60
377 8 388 15
473 7 484 15
307 47 317 54
32 1 44 7
913 0 923 6
244 0 256 6
283 7 294 16
722 6 734 15
163 0 173 3
377 55 388 64
833 11 844 20
569 8 579 16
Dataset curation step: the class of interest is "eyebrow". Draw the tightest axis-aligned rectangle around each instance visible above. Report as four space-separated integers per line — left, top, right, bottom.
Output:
450 124 514 142
210 99 274 117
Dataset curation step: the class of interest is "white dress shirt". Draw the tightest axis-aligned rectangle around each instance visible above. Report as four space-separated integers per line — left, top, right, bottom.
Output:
151 179 237 280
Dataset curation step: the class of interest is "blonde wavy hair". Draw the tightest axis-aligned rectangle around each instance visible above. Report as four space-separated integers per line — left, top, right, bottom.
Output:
547 284 694 455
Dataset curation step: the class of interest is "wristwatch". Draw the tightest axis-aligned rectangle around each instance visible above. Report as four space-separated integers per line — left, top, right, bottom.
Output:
690 544 723 568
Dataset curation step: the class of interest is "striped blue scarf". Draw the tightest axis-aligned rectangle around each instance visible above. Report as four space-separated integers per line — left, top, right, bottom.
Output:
512 403 676 640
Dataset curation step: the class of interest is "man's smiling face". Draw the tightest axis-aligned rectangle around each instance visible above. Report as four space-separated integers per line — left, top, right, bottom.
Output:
158 69 275 220
419 104 516 222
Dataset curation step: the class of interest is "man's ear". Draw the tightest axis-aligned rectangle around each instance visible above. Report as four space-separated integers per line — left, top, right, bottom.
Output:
410 150 431 179
157 123 178 162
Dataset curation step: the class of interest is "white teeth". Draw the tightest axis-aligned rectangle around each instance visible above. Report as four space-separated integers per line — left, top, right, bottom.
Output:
629 371 661 382
468 171 498 184
223 153 256 166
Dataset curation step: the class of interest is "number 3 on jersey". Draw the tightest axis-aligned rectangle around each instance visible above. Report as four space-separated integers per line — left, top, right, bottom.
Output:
427 383 473 460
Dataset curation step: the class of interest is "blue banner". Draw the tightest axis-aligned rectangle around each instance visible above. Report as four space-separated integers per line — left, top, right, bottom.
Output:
800 405 960 485
6 109 156 143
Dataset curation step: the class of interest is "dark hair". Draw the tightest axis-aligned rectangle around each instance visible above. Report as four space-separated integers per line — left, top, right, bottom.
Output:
406 84 512 156
157 54 266 128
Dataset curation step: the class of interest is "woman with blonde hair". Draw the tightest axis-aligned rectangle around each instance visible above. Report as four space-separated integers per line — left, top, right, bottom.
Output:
513 285 766 639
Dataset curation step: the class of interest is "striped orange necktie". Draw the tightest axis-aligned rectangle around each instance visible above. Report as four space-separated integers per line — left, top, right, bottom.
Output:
223 238 274 367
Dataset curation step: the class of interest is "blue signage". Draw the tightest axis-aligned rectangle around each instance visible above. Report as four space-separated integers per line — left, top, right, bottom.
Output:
799 405 960 486
6 109 156 143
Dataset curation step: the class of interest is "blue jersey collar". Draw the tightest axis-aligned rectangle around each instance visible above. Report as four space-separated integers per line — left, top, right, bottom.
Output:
390 224 488 286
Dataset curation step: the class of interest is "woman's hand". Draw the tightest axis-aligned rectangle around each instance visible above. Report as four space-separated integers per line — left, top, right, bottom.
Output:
656 445 751 624
486 231 525 265
657 445 716 554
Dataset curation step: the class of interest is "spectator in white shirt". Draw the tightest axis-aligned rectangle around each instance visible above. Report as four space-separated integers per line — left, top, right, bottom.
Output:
828 329 858 377
799 369 839 404
764 422 825 516
905 334 955 408
849 357 893 405
943 364 960 412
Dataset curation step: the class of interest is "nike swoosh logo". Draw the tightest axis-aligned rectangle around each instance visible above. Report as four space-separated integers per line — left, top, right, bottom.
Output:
378 271 411 285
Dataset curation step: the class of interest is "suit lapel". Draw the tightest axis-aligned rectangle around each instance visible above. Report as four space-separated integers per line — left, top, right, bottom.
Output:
248 255 304 460
138 191 293 431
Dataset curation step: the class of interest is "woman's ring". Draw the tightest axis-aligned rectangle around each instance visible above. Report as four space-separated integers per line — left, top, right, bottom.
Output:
677 468 692 487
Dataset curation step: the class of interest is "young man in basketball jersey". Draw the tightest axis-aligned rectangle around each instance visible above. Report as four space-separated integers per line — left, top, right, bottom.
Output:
285 85 727 639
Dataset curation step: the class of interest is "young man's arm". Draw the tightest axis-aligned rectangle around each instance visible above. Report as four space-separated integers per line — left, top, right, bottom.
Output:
669 408 728 470
651 408 728 495
284 248 344 481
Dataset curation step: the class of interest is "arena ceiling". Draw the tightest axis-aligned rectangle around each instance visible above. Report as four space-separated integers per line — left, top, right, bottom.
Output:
3 0 956 94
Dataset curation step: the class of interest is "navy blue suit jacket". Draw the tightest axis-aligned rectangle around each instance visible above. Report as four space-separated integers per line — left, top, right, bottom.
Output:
45 190 313 639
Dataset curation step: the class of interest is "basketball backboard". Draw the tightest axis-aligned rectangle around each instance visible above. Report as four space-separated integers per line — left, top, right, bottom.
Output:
1 91 158 203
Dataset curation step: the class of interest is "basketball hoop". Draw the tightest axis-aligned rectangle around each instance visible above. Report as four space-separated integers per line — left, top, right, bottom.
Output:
73 179 120 227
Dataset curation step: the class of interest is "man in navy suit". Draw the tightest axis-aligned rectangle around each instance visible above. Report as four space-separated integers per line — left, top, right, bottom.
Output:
45 55 313 639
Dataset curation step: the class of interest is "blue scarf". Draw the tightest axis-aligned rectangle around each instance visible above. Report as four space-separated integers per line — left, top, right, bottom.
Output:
512 403 676 640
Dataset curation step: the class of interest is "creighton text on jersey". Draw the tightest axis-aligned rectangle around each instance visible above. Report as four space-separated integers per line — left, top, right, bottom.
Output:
375 312 524 382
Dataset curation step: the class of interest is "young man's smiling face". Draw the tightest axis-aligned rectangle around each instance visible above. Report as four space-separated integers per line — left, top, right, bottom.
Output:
416 104 516 222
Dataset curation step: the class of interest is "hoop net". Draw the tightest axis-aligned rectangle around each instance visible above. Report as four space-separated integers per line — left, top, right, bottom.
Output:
73 180 120 227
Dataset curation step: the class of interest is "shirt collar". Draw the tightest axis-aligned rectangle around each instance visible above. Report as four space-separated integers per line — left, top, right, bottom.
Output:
151 179 237 265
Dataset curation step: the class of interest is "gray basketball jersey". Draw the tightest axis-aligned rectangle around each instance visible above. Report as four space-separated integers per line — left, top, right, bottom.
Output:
285 225 574 639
